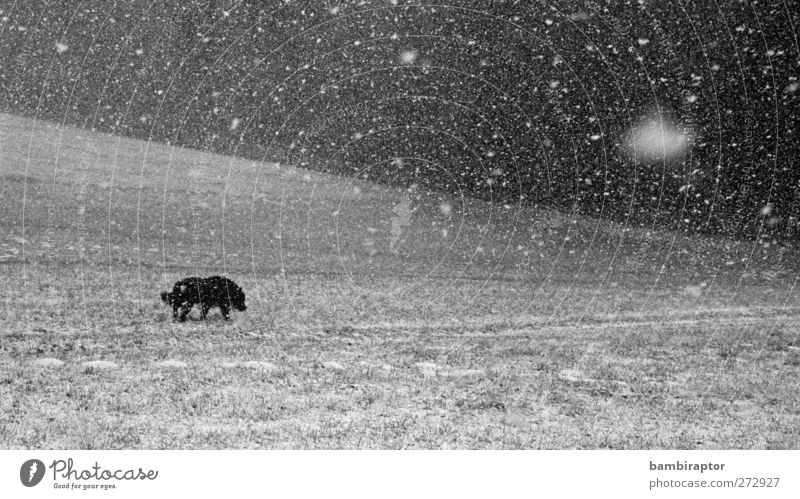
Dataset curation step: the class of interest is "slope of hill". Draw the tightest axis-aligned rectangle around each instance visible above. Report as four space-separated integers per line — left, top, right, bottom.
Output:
1 113 798 448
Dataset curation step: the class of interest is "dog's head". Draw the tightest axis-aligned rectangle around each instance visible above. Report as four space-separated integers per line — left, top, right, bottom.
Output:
216 278 247 312
232 291 247 312
160 291 172 305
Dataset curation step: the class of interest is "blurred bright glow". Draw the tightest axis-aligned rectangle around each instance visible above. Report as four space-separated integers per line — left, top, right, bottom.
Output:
623 114 691 163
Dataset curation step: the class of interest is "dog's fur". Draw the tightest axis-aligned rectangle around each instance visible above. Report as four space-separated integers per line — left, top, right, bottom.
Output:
160 275 247 322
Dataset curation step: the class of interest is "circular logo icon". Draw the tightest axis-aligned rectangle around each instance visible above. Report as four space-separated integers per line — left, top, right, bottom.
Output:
20 459 45 487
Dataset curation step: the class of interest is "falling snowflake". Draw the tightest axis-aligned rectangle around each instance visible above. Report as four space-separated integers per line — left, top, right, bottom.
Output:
400 50 418 64
623 114 691 163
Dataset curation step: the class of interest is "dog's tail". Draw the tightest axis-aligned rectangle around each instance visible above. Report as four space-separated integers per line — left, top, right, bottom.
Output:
160 291 171 304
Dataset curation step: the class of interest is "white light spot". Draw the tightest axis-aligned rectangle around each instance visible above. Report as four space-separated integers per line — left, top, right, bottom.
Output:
400 50 418 64
623 114 692 163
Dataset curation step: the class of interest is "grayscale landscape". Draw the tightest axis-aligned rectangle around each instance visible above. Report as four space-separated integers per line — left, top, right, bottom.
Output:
1 112 798 448
0 1 798 449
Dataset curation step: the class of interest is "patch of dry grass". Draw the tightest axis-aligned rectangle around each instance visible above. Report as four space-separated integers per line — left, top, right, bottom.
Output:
1 266 798 449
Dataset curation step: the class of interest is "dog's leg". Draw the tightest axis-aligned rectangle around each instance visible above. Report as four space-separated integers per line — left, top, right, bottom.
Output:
178 305 191 322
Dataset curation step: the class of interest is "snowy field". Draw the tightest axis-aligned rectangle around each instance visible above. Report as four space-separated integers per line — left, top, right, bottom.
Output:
1 113 799 448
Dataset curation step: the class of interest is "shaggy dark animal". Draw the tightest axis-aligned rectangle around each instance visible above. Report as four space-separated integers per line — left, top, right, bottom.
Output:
160 275 247 322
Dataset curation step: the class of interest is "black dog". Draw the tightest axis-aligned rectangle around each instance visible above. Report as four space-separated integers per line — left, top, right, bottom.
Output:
160 276 247 322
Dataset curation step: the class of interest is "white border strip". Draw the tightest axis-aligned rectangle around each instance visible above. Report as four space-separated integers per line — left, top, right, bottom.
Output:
2 450 798 498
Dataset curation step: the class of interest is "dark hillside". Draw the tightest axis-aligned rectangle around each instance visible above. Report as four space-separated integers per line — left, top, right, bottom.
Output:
1 1 797 239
